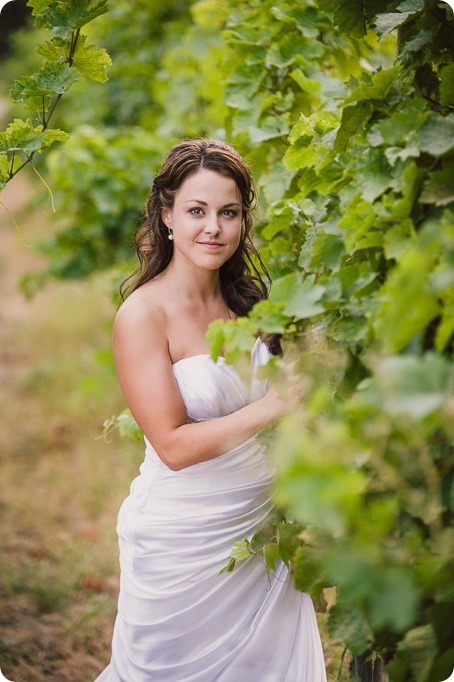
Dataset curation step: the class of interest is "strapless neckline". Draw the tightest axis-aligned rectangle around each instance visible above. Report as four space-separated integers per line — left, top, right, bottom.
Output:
172 353 226 367
172 336 264 367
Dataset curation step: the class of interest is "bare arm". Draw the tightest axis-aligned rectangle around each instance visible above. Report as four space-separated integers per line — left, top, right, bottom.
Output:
112 299 291 471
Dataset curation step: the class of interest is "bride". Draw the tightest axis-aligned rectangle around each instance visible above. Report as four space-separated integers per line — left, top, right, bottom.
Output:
95 139 326 681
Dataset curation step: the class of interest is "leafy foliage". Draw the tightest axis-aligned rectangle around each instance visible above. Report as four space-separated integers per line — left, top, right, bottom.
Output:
208 2 453 679
102 408 143 442
0 0 110 191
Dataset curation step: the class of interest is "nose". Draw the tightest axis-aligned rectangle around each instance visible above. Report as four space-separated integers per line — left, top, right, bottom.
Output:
203 211 221 234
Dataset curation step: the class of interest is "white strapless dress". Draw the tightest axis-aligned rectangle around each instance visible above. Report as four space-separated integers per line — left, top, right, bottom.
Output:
95 339 326 681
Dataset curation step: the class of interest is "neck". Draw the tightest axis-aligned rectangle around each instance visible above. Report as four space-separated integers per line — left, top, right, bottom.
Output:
163 257 222 304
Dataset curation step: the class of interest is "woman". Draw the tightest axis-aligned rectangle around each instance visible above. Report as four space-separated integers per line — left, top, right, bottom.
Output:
95 139 326 681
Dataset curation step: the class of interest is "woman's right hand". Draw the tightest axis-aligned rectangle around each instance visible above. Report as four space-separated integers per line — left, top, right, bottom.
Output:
260 361 305 422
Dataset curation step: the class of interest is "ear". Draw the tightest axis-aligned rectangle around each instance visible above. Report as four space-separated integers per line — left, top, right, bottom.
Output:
161 207 171 228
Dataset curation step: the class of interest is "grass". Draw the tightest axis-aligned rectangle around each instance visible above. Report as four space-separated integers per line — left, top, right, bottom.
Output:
0 175 350 682
0 175 142 681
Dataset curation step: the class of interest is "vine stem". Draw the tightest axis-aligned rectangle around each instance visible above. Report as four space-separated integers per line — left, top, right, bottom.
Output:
7 28 81 182
429 7 454 33
8 151 15 177
42 92 63 131
30 162 56 212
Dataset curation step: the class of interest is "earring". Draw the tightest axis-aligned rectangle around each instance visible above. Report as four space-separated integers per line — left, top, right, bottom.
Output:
168 230 174 241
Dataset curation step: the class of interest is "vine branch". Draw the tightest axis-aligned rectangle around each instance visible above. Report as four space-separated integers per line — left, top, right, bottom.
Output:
6 29 80 183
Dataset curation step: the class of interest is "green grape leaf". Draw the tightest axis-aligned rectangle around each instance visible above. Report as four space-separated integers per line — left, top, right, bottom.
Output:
259 163 295 204
0 155 10 187
249 117 290 143
292 546 326 597
277 521 301 566
374 12 416 36
283 138 317 169
420 163 454 207
10 76 41 102
288 280 326 318
439 63 454 107
264 542 280 571
230 540 251 562
331 313 369 343
268 272 300 305
30 0 110 38
317 0 366 37
270 273 325 318
116 409 143 441
299 228 345 273
396 625 436 679
334 101 373 152
225 73 264 112
396 0 424 11
11 62 81 102
0 119 45 155
42 128 70 148
35 36 71 61
205 319 226 360
374 250 441 352
369 566 419 632
367 99 429 147
219 557 236 574
290 68 322 96
348 66 401 103
338 197 375 253
249 300 287 334
327 603 372 655
350 148 394 203
371 353 452 420
435 302 454 352
71 36 112 83
383 219 416 260
0 133 10 154
419 113 454 158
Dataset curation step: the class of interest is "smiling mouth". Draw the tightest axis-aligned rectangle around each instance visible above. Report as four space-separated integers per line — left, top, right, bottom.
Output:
198 242 223 246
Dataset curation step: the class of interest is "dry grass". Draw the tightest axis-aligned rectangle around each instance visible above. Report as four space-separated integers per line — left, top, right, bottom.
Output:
0 175 142 681
0 175 350 682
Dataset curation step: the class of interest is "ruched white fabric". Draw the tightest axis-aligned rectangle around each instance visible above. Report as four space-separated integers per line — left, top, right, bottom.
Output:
95 339 326 681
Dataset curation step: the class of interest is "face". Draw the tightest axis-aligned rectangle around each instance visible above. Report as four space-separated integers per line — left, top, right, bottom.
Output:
161 168 243 272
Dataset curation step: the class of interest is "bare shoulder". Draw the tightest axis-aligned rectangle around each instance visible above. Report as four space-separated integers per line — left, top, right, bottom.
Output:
113 282 168 353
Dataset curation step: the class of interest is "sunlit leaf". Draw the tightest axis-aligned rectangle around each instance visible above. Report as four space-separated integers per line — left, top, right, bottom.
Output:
31 0 109 38
116 410 142 442
419 114 454 157
230 540 251 562
71 36 112 83
11 62 81 102
374 250 441 352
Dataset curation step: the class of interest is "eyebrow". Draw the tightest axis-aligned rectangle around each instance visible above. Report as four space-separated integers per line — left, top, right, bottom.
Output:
185 200 241 208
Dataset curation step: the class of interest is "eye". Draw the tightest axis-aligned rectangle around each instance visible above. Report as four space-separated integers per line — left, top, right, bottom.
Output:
221 209 239 218
189 207 203 215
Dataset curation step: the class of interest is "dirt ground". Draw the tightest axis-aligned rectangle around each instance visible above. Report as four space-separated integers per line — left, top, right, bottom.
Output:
0 174 135 682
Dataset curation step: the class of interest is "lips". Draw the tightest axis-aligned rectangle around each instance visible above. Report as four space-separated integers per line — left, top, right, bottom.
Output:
197 241 223 246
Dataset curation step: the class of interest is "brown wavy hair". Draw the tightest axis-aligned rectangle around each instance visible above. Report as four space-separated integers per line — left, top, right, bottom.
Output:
121 139 281 355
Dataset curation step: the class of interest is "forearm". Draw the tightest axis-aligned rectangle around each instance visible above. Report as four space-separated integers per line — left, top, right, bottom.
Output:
154 397 276 471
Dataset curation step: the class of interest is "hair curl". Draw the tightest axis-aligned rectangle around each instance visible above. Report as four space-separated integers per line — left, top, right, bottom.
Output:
121 139 281 355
